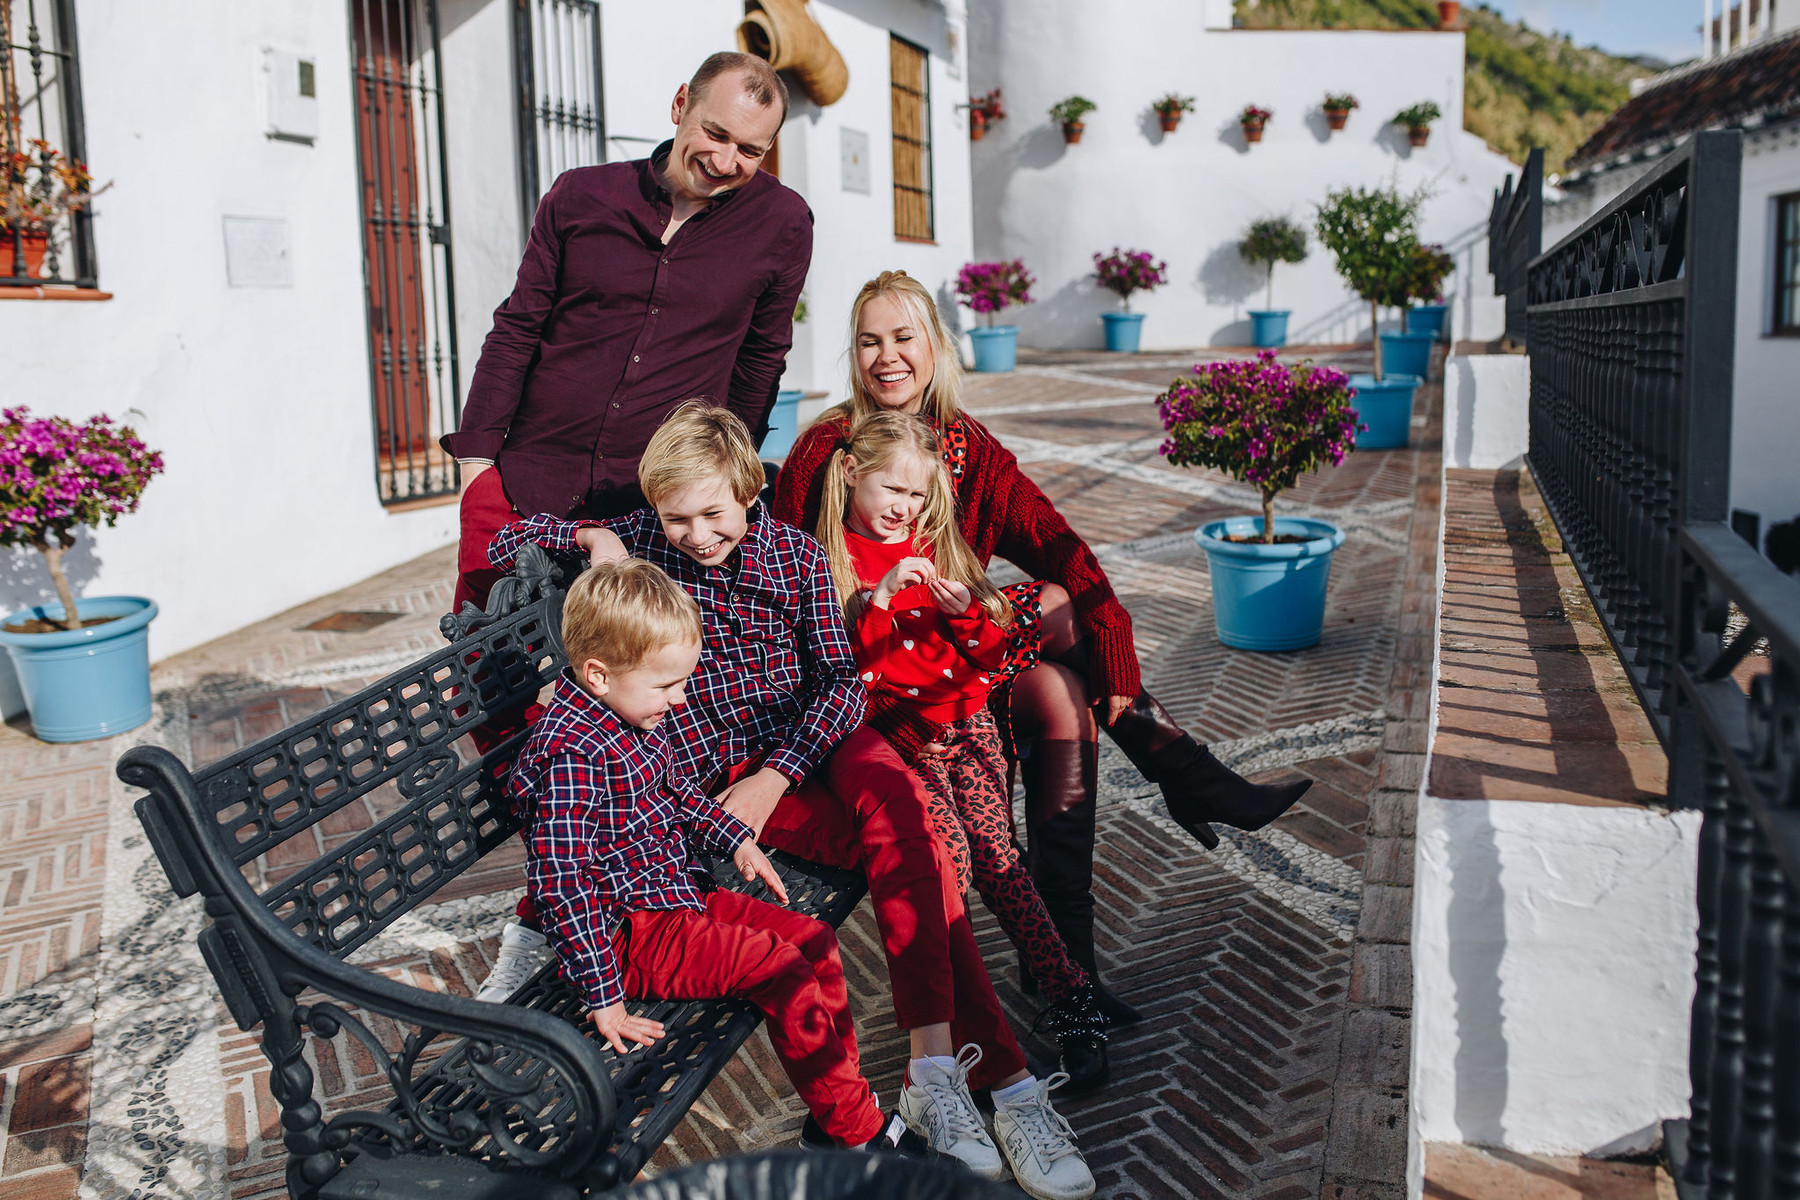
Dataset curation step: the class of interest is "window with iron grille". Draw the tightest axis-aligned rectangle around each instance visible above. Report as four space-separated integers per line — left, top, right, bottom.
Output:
2 0 97 288
350 0 462 506
1774 191 1800 335
889 34 932 243
513 0 605 232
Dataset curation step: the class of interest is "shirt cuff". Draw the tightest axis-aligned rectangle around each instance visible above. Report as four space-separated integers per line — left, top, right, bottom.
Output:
442 430 505 461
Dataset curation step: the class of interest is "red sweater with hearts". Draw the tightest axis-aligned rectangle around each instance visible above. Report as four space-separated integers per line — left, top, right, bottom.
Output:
842 529 1009 727
773 411 1141 700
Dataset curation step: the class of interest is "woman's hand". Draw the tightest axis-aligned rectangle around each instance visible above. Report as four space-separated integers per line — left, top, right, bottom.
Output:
715 767 791 837
873 557 936 609
590 1002 665 1054
1098 695 1131 726
732 839 791 905
575 525 629 565
926 577 973 615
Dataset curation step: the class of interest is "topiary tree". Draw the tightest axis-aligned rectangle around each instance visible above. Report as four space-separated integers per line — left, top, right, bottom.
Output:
1239 217 1309 312
1398 243 1455 330
1313 183 1425 380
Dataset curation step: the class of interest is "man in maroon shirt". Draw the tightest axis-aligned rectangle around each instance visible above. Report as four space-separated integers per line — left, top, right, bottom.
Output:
443 51 812 612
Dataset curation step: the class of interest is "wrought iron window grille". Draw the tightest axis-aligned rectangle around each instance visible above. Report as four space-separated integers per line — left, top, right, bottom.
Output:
513 0 605 235
1772 190 1800 334
890 33 933 243
350 0 462 507
1 0 97 289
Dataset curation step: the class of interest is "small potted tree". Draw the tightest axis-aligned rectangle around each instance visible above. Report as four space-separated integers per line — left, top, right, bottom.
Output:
1092 247 1168 352
1151 93 1195 134
1239 104 1273 144
956 259 1035 372
1314 183 1425 449
2 139 108 281
1239 217 1309 348
0 408 164 741
966 88 1005 141
1394 100 1441 147
1322 93 1359 132
1158 352 1360 651
1050 95 1097 144
1404 243 1455 340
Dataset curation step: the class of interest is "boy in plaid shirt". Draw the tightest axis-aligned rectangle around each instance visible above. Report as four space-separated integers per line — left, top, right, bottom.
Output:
490 404 1094 1198
511 555 927 1152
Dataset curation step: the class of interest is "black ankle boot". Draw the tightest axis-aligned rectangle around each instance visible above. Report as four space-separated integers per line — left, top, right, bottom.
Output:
1040 983 1110 1096
1056 644 1311 847
1022 738 1144 1026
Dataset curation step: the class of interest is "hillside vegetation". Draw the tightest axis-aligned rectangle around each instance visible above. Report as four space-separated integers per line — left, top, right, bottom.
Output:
1234 0 1662 170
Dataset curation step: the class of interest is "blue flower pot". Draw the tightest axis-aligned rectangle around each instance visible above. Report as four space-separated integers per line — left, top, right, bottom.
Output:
1379 331 1436 380
1248 310 1291 348
1196 518 1346 652
1348 373 1421 450
0 596 157 742
761 389 804 459
1101 312 1145 352
970 325 1019 372
1408 303 1448 340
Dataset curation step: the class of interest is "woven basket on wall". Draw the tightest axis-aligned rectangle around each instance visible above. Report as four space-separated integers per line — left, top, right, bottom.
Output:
737 0 849 107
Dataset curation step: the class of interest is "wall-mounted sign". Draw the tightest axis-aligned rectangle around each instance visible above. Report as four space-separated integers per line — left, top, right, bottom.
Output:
840 128 870 195
222 216 293 288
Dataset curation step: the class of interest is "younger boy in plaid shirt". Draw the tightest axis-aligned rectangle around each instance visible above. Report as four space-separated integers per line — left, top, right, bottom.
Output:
511 555 928 1152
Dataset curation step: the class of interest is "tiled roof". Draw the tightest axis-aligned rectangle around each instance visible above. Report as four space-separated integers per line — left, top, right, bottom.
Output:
1567 29 1800 171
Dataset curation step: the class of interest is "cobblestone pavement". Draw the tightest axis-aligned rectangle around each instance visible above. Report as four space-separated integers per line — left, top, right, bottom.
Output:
0 345 1441 1199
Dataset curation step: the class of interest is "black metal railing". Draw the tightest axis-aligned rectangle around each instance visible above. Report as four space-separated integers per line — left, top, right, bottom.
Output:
513 0 604 231
1516 128 1800 1198
1 0 96 288
1487 146 1542 348
350 0 462 506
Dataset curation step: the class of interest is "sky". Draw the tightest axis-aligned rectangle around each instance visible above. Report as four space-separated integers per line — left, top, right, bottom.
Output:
1478 0 1701 65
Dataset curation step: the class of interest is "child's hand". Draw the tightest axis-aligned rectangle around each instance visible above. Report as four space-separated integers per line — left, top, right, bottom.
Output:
872 557 936 608
575 525 629 565
590 1002 665 1054
733 839 791 905
927 577 973 615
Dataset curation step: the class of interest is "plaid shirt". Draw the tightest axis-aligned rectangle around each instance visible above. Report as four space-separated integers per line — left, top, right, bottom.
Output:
509 672 755 1009
490 508 866 788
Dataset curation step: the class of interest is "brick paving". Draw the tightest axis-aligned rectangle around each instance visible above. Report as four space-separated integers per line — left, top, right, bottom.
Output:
0 345 1449 1199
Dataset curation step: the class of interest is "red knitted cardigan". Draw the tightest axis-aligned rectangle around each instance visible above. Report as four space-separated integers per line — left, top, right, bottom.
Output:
772 411 1142 725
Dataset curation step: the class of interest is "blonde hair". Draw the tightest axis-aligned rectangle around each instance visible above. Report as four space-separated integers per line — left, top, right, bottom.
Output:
830 270 965 429
562 557 703 672
639 401 766 508
815 411 1009 628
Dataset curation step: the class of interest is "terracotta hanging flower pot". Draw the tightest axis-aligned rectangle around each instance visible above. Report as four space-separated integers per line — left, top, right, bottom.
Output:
1324 108 1350 131
1242 120 1265 144
1158 112 1181 133
1408 125 1431 147
2 230 47 280
1062 120 1085 144
969 109 988 141
1437 0 1461 28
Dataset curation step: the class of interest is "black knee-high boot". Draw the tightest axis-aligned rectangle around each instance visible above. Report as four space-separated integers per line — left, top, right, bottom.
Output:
1021 737 1142 1027
1059 644 1311 849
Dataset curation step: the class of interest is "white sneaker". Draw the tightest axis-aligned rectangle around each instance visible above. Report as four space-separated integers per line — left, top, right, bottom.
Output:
898 1044 1005 1179
994 1072 1095 1200
475 922 549 1002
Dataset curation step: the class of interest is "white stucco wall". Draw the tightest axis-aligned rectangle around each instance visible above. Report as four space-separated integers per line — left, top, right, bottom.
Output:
0 0 461 706
1412 795 1701 1156
965 6 1520 350
1442 353 1528 469
1731 123 1800 537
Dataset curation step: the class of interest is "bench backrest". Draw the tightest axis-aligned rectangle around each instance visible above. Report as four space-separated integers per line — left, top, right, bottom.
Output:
194 545 570 957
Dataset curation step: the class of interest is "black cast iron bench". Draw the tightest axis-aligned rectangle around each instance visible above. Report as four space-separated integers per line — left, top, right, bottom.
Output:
118 543 868 1200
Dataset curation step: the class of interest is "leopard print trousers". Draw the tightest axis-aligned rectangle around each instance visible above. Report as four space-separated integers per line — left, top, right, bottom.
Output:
912 709 1089 1003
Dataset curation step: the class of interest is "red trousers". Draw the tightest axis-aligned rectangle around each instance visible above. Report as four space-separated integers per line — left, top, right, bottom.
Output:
759 725 1029 1090
624 890 884 1146
454 466 517 615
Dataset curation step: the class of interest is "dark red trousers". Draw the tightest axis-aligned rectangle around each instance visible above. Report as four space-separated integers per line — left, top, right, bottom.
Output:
624 890 884 1146
454 466 517 615
760 725 1029 1090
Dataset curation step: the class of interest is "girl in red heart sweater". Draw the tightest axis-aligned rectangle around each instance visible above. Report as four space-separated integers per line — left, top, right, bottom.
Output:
815 411 1111 1095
